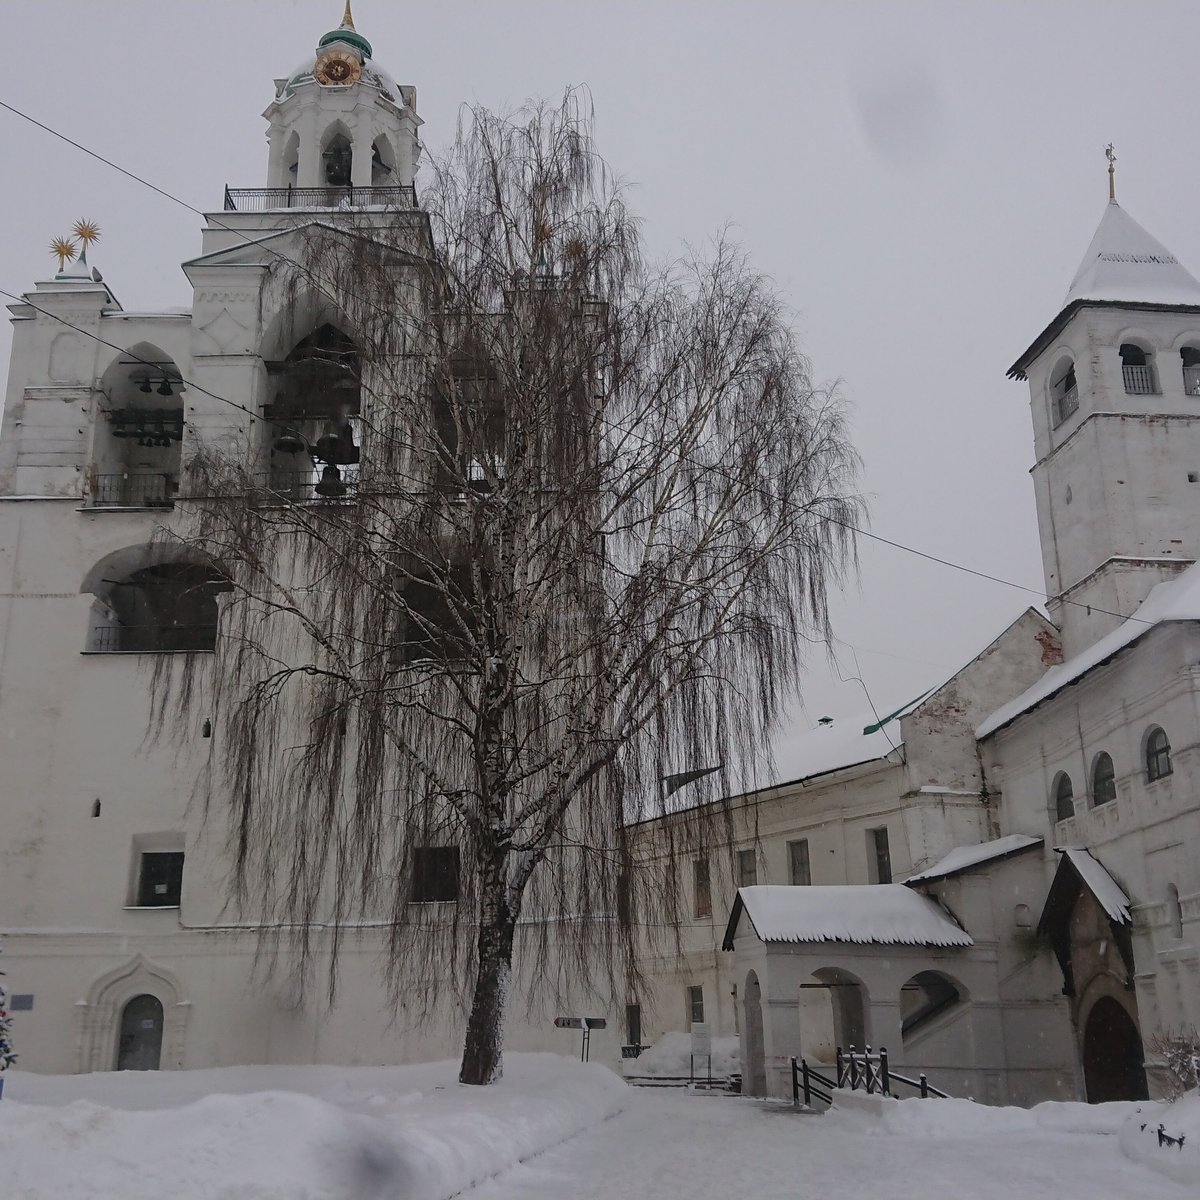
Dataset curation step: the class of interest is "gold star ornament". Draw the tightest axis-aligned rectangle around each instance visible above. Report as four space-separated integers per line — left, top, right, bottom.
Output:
50 236 77 272
73 219 101 250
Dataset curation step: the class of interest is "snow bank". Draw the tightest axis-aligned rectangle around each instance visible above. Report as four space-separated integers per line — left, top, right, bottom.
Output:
1118 1091 1200 1188
0 1053 628 1200
627 1031 739 1078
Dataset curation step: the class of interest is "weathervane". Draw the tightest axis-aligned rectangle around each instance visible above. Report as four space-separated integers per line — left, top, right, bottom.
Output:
1106 143 1117 201
49 236 76 274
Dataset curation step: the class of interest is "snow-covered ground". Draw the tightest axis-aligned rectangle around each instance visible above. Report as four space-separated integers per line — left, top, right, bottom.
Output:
1 1055 1195 1199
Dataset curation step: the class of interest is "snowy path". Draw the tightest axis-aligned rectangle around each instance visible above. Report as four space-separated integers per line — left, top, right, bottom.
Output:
470 1088 1190 1200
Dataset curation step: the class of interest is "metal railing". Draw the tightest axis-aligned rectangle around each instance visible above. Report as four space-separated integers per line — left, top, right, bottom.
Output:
1183 365 1200 396
1122 363 1158 394
792 1057 835 1107
88 623 218 654
262 469 358 502
224 184 416 212
833 1044 948 1100
86 473 177 509
1052 384 1079 426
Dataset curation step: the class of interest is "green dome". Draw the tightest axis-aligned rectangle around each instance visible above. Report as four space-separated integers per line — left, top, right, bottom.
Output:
318 25 372 60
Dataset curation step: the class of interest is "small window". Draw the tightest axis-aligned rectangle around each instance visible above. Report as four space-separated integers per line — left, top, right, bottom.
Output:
1146 727 1172 782
1050 361 1079 427
1120 343 1158 395
1091 752 1117 806
1166 884 1184 940
693 859 711 918
625 1002 642 1048
411 846 460 902
788 839 811 886
737 848 758 888
1181 347 1200 396
137 852 184 907
1053 772 1075 821
868 827 892 884
687 984 704 1025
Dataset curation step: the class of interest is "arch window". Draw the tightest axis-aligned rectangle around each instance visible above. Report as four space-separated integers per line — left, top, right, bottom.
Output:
371 136 395 186
1166 884 1184 940
1091 752 1117 807
900 970 965 1041
1050 359 1079 427
1052 771 1075 821
1181 347 1200 396
1120 343 1158 395
1145 726 1172 781
322 128 353 188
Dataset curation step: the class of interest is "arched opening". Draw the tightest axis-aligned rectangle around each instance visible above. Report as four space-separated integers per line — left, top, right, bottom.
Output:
1166 884 1184 940
267 324 361 500
1181 345 1200 395
1082 996 1148 1102
116 994 164 1071
1091 752 1117 807
283 130 300 186
1049 357 1079 427
900 970 967 1046
1119 342 1157 395
1053 771 1075 821
91 343 184 507
1144 726 1172 782
800 967 867 1065
371 135 396 186
83 545 228 653
742 970 766 1097
322 125 353 189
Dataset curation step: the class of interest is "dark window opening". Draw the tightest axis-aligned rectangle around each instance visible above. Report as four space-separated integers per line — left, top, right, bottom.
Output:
1053 772 1075 821
625 1002 642 1049
411 846 460 902
693 859 711 919
737 848 758 888
323 133 352 188
395 567 485 668
1182 347 1200 395
1092 752 1117 806
1146 727 1172 781
433 372 506 496
1120 344 1157 394
687 984 704 1025
88 560 226 653
1051 362 1079 426
788 838 811 886
137 851 184 907
868 827 892 884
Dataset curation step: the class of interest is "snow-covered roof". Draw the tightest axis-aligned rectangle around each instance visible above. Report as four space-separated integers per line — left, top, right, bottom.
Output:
758 711 907 790
905 834 1042 884
977 560 1200 738
1064 201 1200 308
1059 847 1131 924
722 885 973 950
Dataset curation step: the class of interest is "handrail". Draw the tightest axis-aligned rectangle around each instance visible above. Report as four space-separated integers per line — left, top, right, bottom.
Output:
887 1069 949 1100
224 184 416 212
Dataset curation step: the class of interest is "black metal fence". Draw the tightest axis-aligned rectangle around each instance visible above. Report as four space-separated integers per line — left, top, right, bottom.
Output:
224 185 416 212
88 624 218 654
87 473 177 509
790 1046 948 1108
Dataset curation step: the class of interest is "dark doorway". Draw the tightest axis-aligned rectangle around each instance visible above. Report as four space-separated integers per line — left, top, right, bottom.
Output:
117 994 164 1071
1083 996 1148 1102
625 1003 642 1049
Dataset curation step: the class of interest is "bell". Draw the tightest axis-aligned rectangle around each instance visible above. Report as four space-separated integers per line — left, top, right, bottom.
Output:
273 428 307 455
138 378 153 394
157 378 174 397
314 464 347 497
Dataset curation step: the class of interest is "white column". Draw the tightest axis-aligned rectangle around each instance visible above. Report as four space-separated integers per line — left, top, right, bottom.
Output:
297 110 322 187
394 119 415 189
351 116 372 188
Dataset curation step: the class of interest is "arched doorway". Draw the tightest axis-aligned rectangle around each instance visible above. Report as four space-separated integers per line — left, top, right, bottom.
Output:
742 971 766 1097
1083 996 1147 1102
117 994 164 1071
801 967 868 1063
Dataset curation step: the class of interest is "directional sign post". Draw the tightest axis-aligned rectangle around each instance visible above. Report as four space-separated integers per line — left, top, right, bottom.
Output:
554 1016 607 1062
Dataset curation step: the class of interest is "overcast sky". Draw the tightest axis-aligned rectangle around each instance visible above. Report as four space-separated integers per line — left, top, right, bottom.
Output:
3 0 1198 731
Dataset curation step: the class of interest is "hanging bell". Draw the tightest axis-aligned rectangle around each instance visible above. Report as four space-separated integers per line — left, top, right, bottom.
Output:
314 464 347 497
273 427 307 455
138 378 153 394
157 378 174 397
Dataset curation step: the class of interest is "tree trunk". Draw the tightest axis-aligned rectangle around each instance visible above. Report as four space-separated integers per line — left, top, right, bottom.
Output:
459 878 516 1085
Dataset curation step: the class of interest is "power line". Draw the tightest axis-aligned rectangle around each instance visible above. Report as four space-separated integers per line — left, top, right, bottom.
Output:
0 98 1160 633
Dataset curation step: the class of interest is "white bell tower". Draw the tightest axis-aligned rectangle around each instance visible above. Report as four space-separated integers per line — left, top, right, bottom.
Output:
262 2 421 194
1009 149 1200 657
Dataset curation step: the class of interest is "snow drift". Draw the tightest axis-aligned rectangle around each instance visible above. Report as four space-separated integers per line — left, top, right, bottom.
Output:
0 1054 628 1200
1118 1091 1199 1188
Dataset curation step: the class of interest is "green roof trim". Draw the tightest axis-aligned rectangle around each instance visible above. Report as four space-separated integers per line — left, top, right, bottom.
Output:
861 689 934 736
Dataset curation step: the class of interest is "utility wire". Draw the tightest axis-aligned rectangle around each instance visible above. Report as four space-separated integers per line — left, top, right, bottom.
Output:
0 98 1160 632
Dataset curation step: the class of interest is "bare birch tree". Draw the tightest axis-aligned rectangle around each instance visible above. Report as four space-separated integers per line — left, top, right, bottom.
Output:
157 94 861 1085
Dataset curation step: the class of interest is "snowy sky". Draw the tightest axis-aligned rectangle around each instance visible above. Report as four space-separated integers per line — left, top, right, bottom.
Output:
4 0 1200 730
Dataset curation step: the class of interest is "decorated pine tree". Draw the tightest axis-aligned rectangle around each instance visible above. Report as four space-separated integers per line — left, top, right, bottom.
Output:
0 945 16 1076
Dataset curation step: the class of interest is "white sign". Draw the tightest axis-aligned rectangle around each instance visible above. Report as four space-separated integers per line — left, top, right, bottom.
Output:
690 1021 712 1058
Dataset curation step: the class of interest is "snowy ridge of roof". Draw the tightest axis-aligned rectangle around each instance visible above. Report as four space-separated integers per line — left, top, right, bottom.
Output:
1060 847 1131 924
977 560 1200 738
725 885 972 949
1064 201 1200 308
905 834 1042 884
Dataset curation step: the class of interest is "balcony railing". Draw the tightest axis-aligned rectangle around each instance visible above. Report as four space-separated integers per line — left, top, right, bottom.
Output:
88 623 218 653
1183 365 1200 396
224 185 416 212
262 469 358 503
1052 384 1079 427
1122 363 1158 394
86 473 177 509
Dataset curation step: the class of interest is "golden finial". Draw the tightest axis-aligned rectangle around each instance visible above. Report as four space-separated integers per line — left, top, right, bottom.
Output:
49 236 77 273
72 219 101 250
1106 143 1117 201
342 0 355 29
